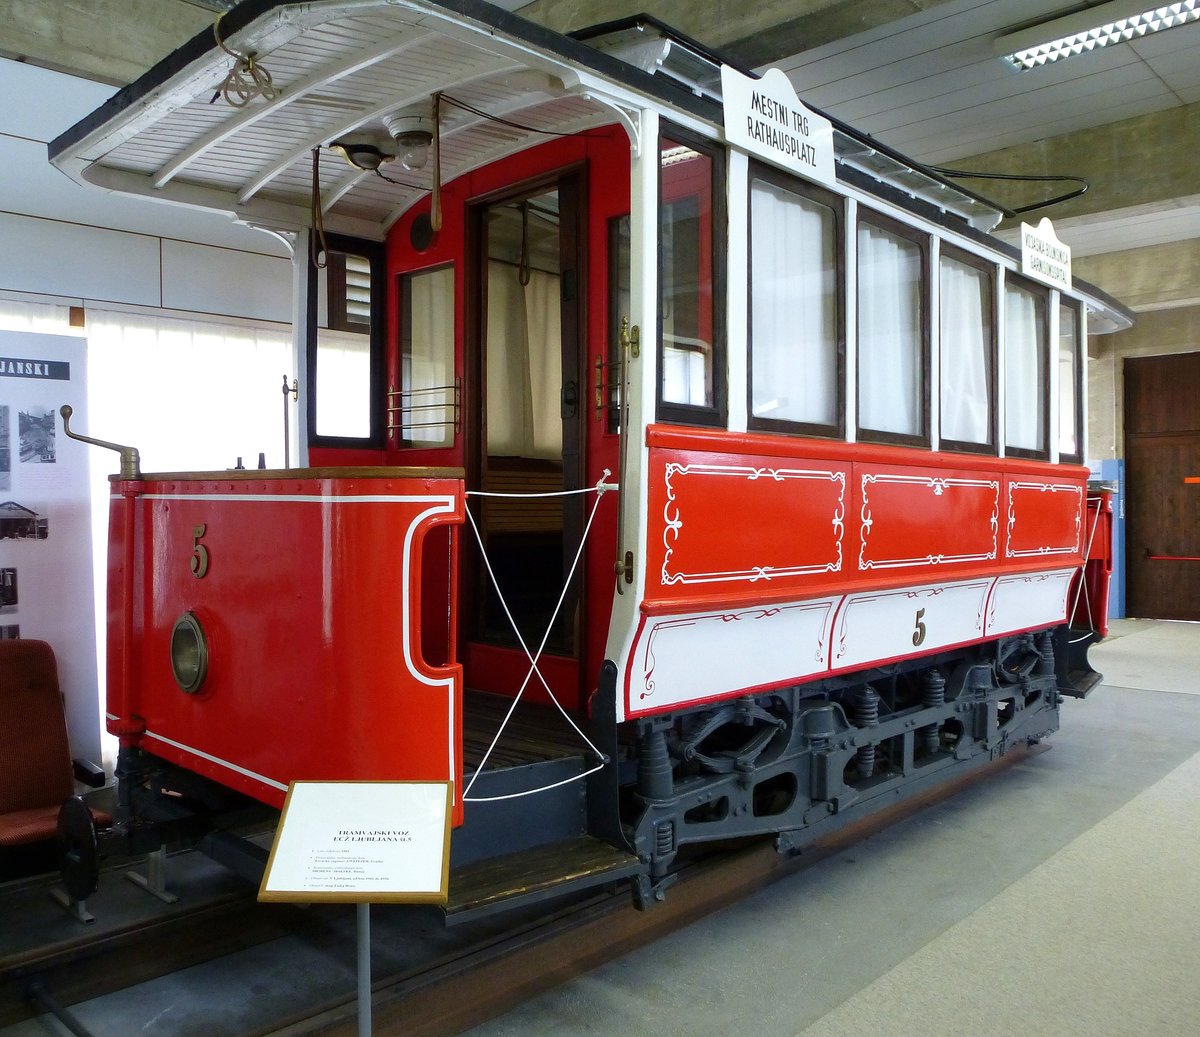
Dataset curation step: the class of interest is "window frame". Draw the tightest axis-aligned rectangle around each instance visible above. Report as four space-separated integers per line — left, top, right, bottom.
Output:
306 232 387 450
395 261 457 449
1056 296 1085 465
937 244 998 456
746 161 846 439
656 122 727 428
1002 272 1051 461
855 206 932 447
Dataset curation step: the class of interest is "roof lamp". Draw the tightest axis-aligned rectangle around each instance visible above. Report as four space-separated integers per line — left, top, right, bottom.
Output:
997 0 1199 70
383 113 433 171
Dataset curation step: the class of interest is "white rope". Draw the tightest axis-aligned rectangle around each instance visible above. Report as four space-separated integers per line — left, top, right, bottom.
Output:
464 762 608 803
467 483 619 499
462 471 614 802
1067 496 1105 643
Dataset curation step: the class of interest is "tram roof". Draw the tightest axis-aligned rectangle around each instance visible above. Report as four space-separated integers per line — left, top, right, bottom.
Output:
48 0 1133 330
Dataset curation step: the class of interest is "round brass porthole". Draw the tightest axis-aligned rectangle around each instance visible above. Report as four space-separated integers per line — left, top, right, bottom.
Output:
170 611 209 694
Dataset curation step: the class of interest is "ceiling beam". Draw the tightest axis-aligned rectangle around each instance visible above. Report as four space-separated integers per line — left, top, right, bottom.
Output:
950 101 1200 223
0 0 210 86
514 0 962 65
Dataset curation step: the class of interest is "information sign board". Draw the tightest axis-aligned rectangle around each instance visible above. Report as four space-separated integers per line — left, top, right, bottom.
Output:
258 781 452 904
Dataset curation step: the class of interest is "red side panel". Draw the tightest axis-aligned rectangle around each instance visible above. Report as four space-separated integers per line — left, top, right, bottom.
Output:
643 426 1088 615
107 470 466 822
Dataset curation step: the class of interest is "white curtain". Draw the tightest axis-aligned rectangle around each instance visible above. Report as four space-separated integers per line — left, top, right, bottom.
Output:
87 311 293 472
314 328 370 439
661 340 707 407
0 299 83 336
485 261 561 459
858 224 922 435
939 256 991 445
1058 302 1079 456
1004 284 1045 451
750 179 837 426
404 267 455 446
85 309 293 763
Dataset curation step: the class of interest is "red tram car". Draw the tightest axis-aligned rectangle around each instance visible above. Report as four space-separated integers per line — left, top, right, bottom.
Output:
49 0 1128 912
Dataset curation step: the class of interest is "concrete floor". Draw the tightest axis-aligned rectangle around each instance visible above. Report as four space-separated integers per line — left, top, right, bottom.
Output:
4 618 1198 1036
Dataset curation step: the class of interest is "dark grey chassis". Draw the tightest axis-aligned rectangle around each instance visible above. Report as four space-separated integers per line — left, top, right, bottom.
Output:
591 629 1072 907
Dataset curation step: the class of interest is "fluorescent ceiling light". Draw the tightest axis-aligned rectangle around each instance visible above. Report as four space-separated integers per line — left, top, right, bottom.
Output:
996 0 1200 70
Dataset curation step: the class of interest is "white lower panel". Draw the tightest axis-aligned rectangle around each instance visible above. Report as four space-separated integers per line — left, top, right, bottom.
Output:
832 578 992 671
986 568 1075 636
631 599 838 713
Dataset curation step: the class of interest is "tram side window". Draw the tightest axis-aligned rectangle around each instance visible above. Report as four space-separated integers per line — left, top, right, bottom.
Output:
308 235 385 446
397 266 456 447
658 130 725 426
858 215 928 442
748 173 842 434
939 250 995 451
1004 277 1049 457
1058 300 1082 461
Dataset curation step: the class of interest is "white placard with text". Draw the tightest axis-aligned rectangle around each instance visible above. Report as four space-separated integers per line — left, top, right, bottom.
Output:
259 781 452 903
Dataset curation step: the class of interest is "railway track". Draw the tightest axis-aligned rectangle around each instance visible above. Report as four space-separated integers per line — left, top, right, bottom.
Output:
2 743 1043 1037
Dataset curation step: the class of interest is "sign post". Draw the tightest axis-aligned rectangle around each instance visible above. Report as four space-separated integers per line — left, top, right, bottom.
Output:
259 781 453 1035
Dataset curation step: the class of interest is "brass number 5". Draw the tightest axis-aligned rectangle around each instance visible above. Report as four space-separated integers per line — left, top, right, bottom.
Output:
190 524 209 579
912 608 927 647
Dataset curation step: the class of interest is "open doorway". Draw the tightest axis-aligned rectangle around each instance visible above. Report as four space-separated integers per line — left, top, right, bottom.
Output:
465 172 585 706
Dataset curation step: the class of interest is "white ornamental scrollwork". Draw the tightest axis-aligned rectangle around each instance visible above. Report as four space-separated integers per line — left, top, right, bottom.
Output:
859 473 999 571
660 462 845 586
1005 481 1084 558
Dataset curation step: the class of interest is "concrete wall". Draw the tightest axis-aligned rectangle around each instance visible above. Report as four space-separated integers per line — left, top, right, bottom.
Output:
1088 305 1200 461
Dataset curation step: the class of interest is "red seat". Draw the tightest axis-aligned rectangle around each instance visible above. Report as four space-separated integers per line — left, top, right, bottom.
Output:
0 639 109 851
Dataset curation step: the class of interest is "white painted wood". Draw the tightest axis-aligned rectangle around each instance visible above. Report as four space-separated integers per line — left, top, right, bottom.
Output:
629 598 839 712
832 577 992 671
986 568 1075 636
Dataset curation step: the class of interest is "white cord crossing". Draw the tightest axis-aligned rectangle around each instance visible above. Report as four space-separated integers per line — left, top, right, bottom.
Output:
462 470 615 803
1068 495 1105 644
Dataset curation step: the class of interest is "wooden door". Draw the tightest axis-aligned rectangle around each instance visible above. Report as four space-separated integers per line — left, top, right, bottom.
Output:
1125 352 1200 619
463 171 587 706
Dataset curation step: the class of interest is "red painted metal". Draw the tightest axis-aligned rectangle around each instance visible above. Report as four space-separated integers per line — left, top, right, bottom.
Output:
643 425 1089 615
106 470 466 822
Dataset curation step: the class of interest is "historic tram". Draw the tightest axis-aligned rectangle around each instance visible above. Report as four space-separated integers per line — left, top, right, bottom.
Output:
49 0 1128 912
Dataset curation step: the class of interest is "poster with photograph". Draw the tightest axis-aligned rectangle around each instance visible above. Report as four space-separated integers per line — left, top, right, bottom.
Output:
0 331 99 762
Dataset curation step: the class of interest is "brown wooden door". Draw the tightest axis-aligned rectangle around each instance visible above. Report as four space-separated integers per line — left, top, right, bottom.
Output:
1125 352 1200 619
462 170 587 706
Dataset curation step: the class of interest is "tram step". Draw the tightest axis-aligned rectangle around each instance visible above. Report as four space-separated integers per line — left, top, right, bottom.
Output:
451 755 589 868
1064 666 1104 697
444 834 642 924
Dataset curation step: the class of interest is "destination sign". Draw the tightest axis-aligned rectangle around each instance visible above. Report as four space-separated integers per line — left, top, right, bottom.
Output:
1020 217 1072 291
721 66 835 188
